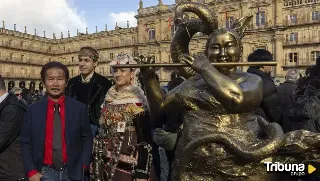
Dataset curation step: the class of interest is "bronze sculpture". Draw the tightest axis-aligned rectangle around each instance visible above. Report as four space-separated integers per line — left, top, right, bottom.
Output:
130 2 320 181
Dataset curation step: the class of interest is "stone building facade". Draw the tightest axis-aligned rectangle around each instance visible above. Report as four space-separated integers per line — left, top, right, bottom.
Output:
0 0 319 89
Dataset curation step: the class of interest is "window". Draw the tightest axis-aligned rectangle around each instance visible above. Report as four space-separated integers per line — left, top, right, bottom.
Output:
306 0 316 3
110 53 114 59
288 14 297 24
226 16 235 28
312 11 320 21
311 51 320 61
71 57 74 62
289 32 298 42
110 40 113 47
132 37 136 44
256 46 267 50
21 55 24 60
9 53 13 59
312 30 317 37
21 68 26 75
149 29 155 40
256 11 266 26
289 53 298 62
20 41 23 47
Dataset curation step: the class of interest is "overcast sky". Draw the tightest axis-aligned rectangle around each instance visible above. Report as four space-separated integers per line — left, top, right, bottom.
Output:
0 0 175 38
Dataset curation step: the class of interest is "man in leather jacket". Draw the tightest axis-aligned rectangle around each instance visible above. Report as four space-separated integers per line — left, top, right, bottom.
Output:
65 47 112 137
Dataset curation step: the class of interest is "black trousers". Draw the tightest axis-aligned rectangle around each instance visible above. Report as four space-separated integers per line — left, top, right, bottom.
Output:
152 141 161 180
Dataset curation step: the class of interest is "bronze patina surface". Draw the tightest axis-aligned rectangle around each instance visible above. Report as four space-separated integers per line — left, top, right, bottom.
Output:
138 2 320 181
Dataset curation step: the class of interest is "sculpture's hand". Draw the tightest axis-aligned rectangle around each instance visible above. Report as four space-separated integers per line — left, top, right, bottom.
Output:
183 54 212 73
134 55 157 79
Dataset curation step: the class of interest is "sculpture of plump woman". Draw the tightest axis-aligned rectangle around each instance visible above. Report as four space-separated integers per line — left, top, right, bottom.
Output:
139 2 320 181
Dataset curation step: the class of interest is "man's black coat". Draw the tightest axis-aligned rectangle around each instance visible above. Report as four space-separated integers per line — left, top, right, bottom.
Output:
65 72 112 125
0 93 26 181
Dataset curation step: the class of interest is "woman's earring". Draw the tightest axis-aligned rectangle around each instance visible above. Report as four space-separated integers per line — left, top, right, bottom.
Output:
130 77 133 85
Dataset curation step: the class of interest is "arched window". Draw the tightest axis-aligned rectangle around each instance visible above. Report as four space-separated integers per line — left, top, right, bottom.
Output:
149 29 156 40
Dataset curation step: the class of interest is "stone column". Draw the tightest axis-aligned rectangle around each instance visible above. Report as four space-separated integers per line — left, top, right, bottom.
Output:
241 39 250 72
4 80 8 91
15 80 19 87
274 32 284 77
26 80 31 89
275 0 283 26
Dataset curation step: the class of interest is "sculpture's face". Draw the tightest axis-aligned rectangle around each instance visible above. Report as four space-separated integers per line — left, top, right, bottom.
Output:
207 32 241 74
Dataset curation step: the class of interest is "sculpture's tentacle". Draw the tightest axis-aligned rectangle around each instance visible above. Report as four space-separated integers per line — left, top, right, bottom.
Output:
174 119 284 180
171 2 218 78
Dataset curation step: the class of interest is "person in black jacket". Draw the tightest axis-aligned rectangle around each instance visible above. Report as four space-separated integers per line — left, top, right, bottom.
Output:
247 49 278 122
247 49 276 98
151 71 185 181
0 75 27 181
65 46 112 137
274 69 300 131
277 69 299 105
167 71 186 91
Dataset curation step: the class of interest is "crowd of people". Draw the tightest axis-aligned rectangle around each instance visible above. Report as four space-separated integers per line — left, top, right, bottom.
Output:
0 45 319 181
7 81 44 106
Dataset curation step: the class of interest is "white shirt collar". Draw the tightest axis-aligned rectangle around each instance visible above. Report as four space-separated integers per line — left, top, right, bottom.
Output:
81 71 94 83
0 92 9 104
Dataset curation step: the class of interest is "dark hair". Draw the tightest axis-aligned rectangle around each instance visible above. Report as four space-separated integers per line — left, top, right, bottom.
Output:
316 55 320 67
168 77 185 91
170 71 181 80
0 75 5 90
305 66 313 76
307 65 320 77
248 49 273 69
19 81 25 88
40 61 69 82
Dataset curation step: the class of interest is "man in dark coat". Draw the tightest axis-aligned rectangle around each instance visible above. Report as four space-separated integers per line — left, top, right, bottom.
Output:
247 49 278 122
275 69 300 132
20 81 31 104
0 75 26 181
277 69 299 105
65 47 112 137
247 49 276 98
8 81 14 92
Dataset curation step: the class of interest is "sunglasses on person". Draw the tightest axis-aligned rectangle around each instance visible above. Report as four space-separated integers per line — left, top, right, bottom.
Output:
15 93 22 96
